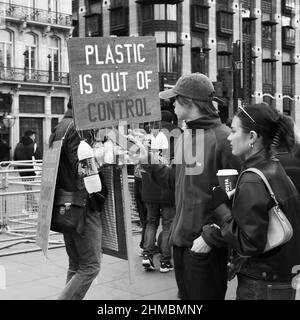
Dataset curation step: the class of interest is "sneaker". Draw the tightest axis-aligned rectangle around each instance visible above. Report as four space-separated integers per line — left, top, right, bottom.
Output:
160 261 174 273
142 255 155 271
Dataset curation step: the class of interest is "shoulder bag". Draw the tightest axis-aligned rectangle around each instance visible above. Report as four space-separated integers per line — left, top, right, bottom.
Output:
50 121 88 235
51 187 88 235
237 168 293 252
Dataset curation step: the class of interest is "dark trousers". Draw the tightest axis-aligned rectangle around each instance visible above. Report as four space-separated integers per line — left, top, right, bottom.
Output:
173 246 228 300
134 179 147 248
143 203 175 262
236 274 296 300
58 208 103 300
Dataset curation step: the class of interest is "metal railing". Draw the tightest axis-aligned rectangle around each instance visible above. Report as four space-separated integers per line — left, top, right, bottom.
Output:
0 2 72 27
0 160 64 256
0 160 141 256
0 66 69 86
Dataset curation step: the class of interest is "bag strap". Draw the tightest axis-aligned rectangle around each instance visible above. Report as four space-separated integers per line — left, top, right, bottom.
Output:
235 168 279 207
61 121 73 142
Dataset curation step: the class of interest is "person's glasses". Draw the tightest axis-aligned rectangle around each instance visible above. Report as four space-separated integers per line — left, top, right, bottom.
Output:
239 103 255 123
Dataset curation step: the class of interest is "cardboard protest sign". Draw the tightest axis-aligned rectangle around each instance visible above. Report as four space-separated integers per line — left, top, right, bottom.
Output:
68 36 161 130
36 141 62 256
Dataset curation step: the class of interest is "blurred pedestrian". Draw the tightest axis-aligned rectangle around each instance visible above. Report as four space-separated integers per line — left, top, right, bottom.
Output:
13 130 42 212
141 110 181 273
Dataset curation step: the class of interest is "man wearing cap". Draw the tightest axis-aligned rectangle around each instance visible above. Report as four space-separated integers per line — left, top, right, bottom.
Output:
139 73 240 299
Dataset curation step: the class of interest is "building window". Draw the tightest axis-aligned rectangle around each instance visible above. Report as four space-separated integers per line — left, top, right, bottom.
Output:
157 46 178 73
282 63 294 97
153 4 177 21
282 0 295 11
24 33 37 80
262 62 274 92
156 30 178 73
217 0 232 10
283 65 292 86
192 48 207 74
191 34 208 74
242 20 252 35
192 3 209 30
166 4 176 21
85 0 102 36
51 97 64 114
48 37 60 82
219 12 233 30
262 25 272 41
217 40 232 69
0 30 13 70
218 55 231 69
19 96 45 113
282 27 295 47
88 0 102 14
110 0 128 36
283 98 292 116
48 0 58 12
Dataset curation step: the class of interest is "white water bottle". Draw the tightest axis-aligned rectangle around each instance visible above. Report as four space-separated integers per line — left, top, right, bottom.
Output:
77 140 102 193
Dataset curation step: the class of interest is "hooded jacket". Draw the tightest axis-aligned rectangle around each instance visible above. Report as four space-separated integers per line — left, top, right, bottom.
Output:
214 149 300 282
144 114 240 247
13 136 42 176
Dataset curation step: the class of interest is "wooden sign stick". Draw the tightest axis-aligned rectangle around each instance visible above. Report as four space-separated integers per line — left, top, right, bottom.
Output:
118 122 136 284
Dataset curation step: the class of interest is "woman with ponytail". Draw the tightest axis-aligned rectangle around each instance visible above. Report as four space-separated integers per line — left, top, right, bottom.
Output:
211 103 300 300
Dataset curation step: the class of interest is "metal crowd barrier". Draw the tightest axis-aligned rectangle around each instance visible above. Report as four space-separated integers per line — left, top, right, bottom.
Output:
0 160 141 257
0 160 64 256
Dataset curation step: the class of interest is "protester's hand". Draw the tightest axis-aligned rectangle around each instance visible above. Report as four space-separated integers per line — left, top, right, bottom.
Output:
126 134 148 162
227 188 236 199
191 235 211 253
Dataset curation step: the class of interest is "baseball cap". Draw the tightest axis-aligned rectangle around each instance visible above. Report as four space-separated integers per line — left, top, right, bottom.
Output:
159 73 215 102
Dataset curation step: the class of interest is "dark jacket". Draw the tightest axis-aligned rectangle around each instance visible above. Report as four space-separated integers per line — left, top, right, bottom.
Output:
49 109 107 213
145 115 240 247
13 136 42 176
0 142 10 162
49 109 83 192
214 149 300 282
141 121 181 206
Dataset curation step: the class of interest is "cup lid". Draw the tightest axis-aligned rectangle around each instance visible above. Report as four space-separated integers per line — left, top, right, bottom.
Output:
217 169 239 176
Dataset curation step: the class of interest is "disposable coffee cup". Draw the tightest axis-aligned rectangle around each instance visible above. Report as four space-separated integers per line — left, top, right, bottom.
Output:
217 169 239 193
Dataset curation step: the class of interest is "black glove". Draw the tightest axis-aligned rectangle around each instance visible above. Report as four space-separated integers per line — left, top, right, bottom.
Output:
212 186 230 210
88 172 108 212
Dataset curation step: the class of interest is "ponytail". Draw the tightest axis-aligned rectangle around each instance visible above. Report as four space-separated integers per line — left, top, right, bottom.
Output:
272 114 295 153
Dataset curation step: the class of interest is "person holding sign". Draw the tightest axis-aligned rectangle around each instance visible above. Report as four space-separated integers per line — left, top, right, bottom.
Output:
132 73 240 300
49 97 107 300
